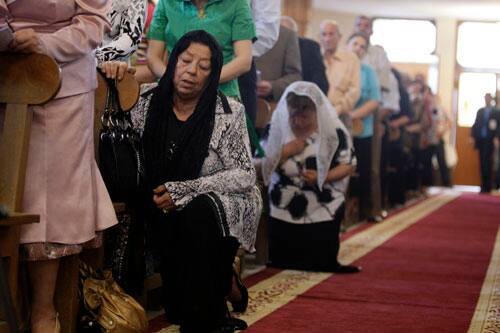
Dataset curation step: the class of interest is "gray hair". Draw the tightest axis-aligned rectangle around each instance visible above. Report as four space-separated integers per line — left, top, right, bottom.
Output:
320 19 340 34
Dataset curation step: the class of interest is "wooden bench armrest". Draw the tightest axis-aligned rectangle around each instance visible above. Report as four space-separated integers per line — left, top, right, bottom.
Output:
0 321 10 333
0 213 39 227
144 273 162 291
113 202 126 214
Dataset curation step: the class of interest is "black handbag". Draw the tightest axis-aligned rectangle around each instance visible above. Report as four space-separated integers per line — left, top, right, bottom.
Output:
98 71 142 203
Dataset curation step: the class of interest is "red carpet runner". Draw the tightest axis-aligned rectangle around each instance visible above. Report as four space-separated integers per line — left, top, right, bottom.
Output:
150 193 500 332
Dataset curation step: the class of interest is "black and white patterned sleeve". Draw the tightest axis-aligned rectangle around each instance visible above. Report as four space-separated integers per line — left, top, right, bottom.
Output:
164 103 257 208
331 125 356 168
95 0 147 63
130 83 157 136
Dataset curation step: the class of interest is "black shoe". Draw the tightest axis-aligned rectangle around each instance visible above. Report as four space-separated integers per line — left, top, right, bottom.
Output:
226 317 248 330
367 215 383 223
209 317 248 332
331 264 362 274
228 270 249 313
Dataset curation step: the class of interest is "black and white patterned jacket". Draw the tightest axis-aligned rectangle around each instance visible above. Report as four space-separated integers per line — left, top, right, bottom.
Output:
131 84 262 251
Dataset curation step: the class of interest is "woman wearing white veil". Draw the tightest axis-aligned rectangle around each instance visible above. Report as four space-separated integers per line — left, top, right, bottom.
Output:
261 81 360 273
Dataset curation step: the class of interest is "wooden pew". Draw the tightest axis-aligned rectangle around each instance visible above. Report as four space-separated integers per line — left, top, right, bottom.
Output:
0 53 60 332
53 72 140 333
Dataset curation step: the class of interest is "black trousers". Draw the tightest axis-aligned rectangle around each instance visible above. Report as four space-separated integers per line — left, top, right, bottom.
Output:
159 195 239 332
496 147 500 189
421 145 436 186
478 139 494 192
407 146 423 191
436 140 451 187
268 204 345 272
238 59 257 126
353 137 372 219
421 143 451 187
387 139 407 206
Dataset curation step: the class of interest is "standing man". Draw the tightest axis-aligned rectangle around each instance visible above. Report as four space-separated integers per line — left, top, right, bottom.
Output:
255 19 302 103
281 16 329 95
319 20 361 133
471 93 500 193
238 0 281 125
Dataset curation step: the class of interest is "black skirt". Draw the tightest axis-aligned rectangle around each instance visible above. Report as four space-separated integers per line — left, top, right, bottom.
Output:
268 204 344 272
158 194 239 332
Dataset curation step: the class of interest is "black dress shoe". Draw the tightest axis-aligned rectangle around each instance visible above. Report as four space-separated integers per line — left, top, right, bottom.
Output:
367 215 383 223
226 317 248 330
209 317 248 333
210 326 235 333
331 264 362 274
228 270 249 313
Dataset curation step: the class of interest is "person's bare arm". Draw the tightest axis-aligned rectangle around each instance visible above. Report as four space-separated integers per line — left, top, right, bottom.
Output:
326 164 355 182
351 100 380 120
389 115 410 128
279 139 306 165
147 39 167 78
220 39 252 83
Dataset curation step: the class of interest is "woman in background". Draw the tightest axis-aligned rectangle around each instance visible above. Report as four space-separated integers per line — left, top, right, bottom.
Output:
346 32 381 220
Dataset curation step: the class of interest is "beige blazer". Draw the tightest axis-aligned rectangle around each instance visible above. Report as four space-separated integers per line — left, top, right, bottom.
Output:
255 25 302 102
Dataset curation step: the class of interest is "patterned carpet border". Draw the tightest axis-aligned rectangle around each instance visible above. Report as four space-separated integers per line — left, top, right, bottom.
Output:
468 227 500 333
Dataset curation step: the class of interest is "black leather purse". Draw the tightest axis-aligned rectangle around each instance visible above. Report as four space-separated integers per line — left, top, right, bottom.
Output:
98 71 142 203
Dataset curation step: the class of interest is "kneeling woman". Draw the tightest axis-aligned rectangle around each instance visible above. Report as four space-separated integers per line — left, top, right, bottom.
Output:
262 81 359 273
141 31 261 332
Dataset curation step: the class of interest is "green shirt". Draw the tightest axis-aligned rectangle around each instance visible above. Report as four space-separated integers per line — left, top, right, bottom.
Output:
148 0 256 98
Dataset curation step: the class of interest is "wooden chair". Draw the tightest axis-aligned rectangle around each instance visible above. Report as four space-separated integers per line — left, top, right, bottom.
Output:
94 71 140 160
54 71 140 333
0 53 60 333
255 98 272 131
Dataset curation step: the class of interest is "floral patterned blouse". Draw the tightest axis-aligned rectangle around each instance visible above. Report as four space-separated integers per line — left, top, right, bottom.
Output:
95 0 147 63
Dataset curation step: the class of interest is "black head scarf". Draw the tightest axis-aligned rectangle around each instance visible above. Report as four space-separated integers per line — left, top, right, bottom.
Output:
142 30 225 189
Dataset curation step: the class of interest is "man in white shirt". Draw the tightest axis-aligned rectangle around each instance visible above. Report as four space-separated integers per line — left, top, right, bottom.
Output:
238 0 281 125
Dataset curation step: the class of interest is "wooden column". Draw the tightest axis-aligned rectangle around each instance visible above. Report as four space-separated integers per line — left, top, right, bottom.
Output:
283 0 313 37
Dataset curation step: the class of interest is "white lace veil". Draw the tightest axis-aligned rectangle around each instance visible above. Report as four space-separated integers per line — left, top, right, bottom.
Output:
262 81 342 189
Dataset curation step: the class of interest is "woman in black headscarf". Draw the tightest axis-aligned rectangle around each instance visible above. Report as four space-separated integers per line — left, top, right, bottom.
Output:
140 30 261 333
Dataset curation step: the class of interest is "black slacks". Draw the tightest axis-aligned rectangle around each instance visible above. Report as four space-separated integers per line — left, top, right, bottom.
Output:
237 60 257 126
387 139 407 206
159 195 239 332
353 137 372 219
478 139 494 192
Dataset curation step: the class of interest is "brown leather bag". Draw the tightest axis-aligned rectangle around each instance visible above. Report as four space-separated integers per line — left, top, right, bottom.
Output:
80 263 148 332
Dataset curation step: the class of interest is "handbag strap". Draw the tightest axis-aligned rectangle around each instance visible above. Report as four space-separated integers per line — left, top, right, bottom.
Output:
97 68 135 133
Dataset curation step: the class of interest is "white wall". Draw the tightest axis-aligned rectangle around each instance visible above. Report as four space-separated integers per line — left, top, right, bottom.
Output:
435 17 457 115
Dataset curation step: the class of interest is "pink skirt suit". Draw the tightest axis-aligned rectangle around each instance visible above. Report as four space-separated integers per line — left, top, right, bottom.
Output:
1 0 118 260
